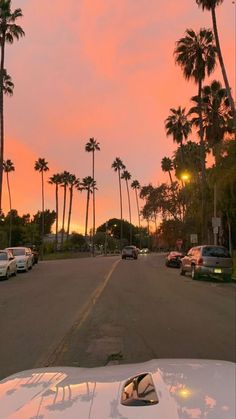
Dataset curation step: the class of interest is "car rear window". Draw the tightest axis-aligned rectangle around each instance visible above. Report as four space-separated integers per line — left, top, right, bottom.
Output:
202 247 231 258
0 253 7 261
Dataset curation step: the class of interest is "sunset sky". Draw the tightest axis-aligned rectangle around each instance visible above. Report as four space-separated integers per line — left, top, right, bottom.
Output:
2 0 235 233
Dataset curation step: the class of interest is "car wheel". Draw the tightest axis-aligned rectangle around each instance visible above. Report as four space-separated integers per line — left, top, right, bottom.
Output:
180 265 186 276
122 256 126 260
191 265 198 280
5 269 10 280
223 274 232 282
13 268 17 276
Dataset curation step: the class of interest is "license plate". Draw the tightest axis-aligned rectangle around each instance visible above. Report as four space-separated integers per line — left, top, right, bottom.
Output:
214 268 222 274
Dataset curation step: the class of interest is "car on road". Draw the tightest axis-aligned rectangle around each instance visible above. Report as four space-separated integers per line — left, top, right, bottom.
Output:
5 247 34 272
0 359 235 418
140 248 149 254
180 245 233 281
166 251 184 268
122 246 138 260
0 250 17 280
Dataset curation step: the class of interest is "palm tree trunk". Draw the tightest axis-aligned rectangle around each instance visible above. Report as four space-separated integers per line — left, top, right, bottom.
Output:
135 188 141 248
85 189 90 237
198 79 207 243
118 169 123 249
92 150 95 256
67 186 73 240
0 36 5 214
6 172 12 246
61 185 67 248
168 170 173 185
125 180 132 245
55 184 58 250
211 6 236 126
41 171 45 259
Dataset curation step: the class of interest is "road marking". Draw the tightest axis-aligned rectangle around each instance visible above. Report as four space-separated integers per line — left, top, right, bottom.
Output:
35 258 121 368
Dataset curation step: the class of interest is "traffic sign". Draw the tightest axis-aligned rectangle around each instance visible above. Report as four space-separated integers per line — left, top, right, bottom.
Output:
190 234 198 244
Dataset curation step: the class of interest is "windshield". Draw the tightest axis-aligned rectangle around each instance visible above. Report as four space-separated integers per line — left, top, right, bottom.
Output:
0 253 7 261
202 247 231 258
10 249 25 256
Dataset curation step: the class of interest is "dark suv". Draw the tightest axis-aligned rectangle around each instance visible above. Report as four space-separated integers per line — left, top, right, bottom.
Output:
180 245 232 281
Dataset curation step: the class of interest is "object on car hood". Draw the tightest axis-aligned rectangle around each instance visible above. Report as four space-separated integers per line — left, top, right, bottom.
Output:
0 359 235 418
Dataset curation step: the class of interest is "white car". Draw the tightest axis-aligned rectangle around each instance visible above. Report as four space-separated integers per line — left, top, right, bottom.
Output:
0 250 17 280
5 247 33 272
0 359 234 418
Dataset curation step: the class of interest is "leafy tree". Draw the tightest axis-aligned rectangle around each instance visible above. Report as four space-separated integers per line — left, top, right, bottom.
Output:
85 137 100 255
69 232 86 250
3 158 14 245
161 157 174 184
81 176 97 237
33 210 56 235
111 158 126 247
196 0 236 125
0 0 24 213
165 107 191 161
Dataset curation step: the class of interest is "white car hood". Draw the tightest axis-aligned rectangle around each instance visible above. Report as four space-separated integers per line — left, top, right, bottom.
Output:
0 359 235 418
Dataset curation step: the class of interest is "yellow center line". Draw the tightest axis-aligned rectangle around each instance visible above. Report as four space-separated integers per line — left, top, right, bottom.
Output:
35 258 121 368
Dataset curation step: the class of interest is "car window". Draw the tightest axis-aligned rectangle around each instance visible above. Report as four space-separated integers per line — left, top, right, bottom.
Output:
10 249 26 256
202 247 231 258
0 253 8 261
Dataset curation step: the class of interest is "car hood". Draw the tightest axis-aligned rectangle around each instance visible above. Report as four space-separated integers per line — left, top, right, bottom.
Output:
0 359 234 419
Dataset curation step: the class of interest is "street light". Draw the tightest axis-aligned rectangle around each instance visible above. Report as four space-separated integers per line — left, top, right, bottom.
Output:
180 172 190 182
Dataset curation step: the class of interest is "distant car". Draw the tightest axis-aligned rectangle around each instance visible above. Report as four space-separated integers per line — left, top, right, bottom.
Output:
180 245 233 281
166 251 184 268
122 246 138 260
140 248 149 254
0 250 17 280
0 359 235 418
5 247 34 272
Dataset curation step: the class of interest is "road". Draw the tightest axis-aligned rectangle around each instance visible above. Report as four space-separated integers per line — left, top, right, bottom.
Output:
0 253 235 380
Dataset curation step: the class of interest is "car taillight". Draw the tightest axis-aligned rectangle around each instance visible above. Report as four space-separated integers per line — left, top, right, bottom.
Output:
197 258 203 265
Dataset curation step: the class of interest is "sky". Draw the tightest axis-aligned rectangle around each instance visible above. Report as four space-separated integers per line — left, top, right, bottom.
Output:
2 0 236 233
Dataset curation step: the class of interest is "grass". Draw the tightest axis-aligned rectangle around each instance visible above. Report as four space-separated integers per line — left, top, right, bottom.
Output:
42 252 91 261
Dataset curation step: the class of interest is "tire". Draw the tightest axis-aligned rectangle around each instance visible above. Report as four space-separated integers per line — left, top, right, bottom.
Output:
223 274 232 283
13 268 17 277
180 264 186 276
122 256 126 260
5 269 10 280
191 265 198 280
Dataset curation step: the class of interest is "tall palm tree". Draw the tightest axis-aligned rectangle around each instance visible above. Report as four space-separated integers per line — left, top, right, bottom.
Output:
196 0 236 125
161 157 174 184
111 157 126 248
189 79 233 163
165 107 192 161
48 173 62 250
3 158 14 245
60 170 70 248
174 28 217 180
67 174 80 240
131 179 141 247
85 138 100 255
81 176 96 237
121 170 132 245
0 0 24 214
34 158 49 257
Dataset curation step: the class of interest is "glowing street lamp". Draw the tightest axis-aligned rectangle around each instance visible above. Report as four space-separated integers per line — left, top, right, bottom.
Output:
180 172 190 182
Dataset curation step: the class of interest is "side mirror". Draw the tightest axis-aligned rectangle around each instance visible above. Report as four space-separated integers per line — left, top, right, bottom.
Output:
9 256 15 261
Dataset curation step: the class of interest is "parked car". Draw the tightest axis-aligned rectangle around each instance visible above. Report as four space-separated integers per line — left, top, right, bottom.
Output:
5 247 34 272
140 248 149 254
122 246 138 260
0 359 235 418
166 251 184 268
180 245 233 281
0 250 17 280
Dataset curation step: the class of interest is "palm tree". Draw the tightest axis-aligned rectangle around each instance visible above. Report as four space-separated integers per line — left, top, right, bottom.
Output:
34 158 49 257
161 157 174 184
66 174 80 240
3 158 14 245
174 28 217 180
81 176 96 237
189 80 233 163
165 107 192 161
131 179 141 246
0 0 24 214
48 173 62 250
121 170 132 245
85 138 100 255
60 171 70 248
196 0 236 125
111 157 126 248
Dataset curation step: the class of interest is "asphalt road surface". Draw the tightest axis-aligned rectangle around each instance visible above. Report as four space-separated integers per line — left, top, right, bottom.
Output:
0 254 235 380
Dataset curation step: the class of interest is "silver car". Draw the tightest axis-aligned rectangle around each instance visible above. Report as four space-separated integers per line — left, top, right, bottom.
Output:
121 246 138 260
180 245 233 281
